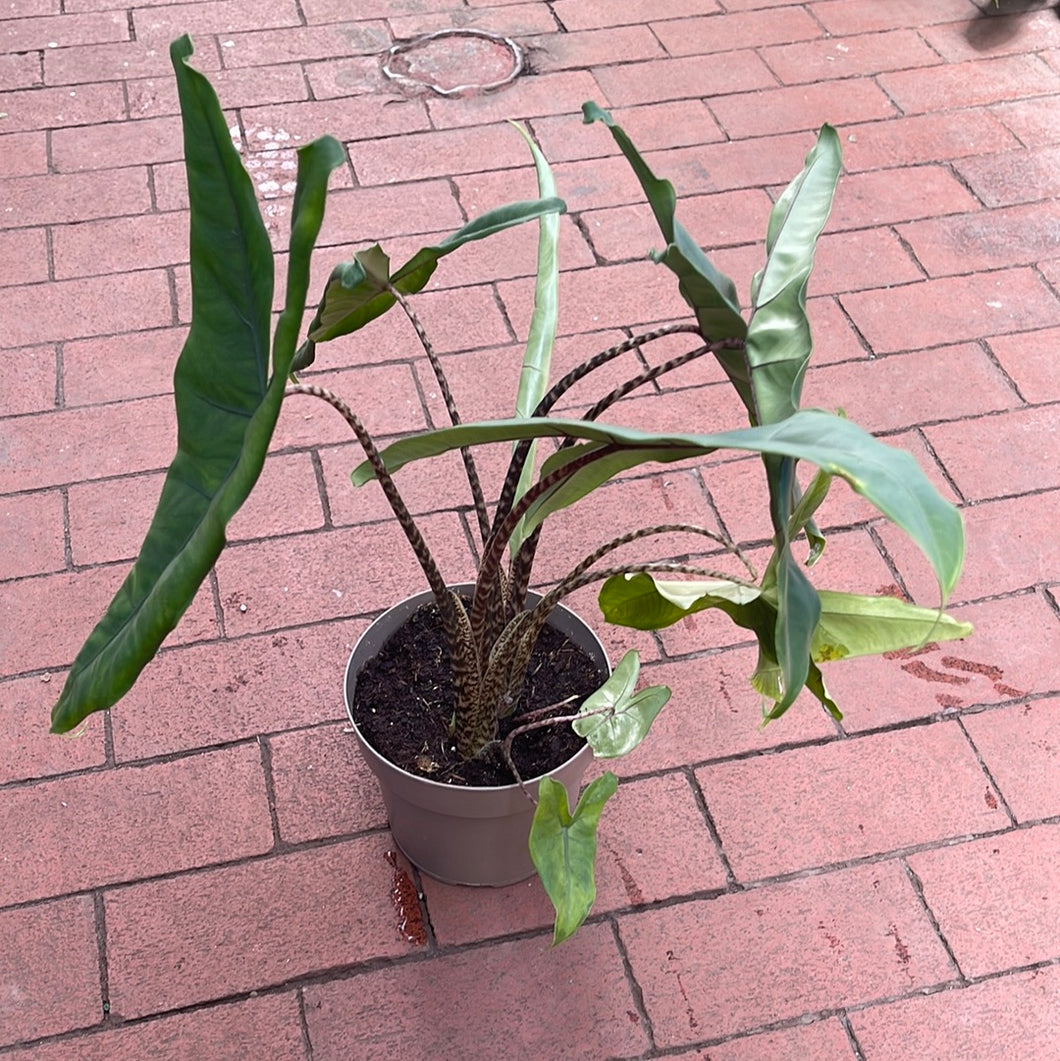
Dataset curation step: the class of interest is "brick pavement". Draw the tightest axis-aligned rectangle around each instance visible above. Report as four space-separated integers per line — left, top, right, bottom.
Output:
2 1 1059 1057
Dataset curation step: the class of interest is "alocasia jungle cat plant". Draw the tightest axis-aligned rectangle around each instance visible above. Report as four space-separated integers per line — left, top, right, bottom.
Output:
50 37 970 942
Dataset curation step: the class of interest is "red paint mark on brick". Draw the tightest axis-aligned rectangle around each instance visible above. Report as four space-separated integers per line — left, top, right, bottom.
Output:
819 920 844 953
885 641 940 661
665 949 699 1032
627 1009 640 1025
385 851 427 946
941 657 1004 682
876 583 909 600
886 923 912 971
994 682 1026 699
936 693 965 709
612 851 645 907
985 788 999 810
901 660 971 685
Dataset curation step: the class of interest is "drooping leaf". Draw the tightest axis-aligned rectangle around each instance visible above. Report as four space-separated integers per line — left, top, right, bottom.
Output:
508 124 561 557
353 410 966 599
573 650 671 757
50 37 344 733
581 101 752 414
598 571 763 631
530 773 619 945
296 196 566 364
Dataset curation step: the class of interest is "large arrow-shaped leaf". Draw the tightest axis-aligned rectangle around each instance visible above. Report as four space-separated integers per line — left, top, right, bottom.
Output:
51 36 345 733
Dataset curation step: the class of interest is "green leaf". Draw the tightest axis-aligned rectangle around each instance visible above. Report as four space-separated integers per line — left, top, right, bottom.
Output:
581 101 752 412
598 571 762 631
573 651 671 757
508 124 561 557
300 197 566 356
746 125 842 426
354 410 966 600
811 591 973 661
50 37 344 733
530 773 619 945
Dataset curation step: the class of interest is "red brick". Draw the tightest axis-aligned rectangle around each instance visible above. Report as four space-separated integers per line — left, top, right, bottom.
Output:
991 96 1060 146
0 11 127 53
841 269 1060 354
301 0 454 19
582 188 773 263
810 226 924 296
594 51 776 107
53 211 188 279
965 697 1060 823
0 131 48 177
909 824 1060 977
0 564 219 675
241 95 429 152
901 201 1060 277
349 122 533 186
826 594 1057 732
126 62 306 119
552 0 720 31
921 7 1060 61
214 516 476 637
12 993 307 1061
51 115 184 172
62 327 182 406
44 38 220 87
671 1019 856 1060
220 21 389 68
884 490 1060 605
0 394 180 493
0 491 64 581
763 28 941 85
0 50 41 91
712 79 896 140
425 771 729 945
878 53 1060 115
110 620 365 760
0 167 150 228
313 180 464 248
5 270 171 351
620 861 954 1048
531 98 724 163
804 343 1016 433
852 965 1060 1061
303 55 389 99
268 721 387 843
0 81 125 132
840 109 1021 173
428 70 604 129
701 723 1004 880
524 25 664 71
829 166 978 232
0 897 99 1049
655 7 822 56
0 345 57 416
0 674 106 785
303 923 650 1059
989 326 1060 404
498 260 689 338
811 0 996 35
0 0 59 14
957 144 1060 207
105 835 413 1018
133 0 302 42
0 226 47 286
389 2 558 37
926 406 1059 500
0 744 272 906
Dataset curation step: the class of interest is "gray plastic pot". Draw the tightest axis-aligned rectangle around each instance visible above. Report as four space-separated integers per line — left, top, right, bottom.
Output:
344 585 609 886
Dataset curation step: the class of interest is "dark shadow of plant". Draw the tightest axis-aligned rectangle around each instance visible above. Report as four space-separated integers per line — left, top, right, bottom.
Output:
964 0 1060 51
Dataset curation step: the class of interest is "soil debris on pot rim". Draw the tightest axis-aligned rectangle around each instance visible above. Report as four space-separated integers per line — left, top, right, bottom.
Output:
351 598 605 787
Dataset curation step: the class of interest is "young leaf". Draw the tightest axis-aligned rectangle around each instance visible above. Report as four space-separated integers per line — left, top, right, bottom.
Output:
530 773 619 945
598 571 762 630
51 37 345 733
572 651 671 758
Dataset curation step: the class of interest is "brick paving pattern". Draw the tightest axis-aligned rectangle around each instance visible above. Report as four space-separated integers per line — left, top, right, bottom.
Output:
2 1 1059 1057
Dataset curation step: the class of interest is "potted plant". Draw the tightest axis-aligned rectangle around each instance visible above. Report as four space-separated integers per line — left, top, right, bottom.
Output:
49 37 971 943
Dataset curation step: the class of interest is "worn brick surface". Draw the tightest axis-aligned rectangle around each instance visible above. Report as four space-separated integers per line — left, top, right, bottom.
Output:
0 743 273 905
4 4 1060 1056
620 862 954 1048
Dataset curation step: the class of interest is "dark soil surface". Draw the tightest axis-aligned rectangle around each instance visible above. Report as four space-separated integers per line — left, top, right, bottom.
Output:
351 599 607 787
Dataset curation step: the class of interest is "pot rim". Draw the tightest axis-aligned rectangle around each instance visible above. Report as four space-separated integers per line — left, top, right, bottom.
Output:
344 583 606 794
